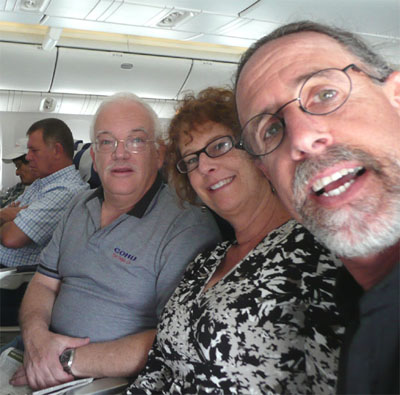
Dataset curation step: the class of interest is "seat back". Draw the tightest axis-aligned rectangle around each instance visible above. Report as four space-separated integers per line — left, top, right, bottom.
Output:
0 265 37 327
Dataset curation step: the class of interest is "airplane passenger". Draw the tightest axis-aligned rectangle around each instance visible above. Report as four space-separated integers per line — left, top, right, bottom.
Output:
0 118 88 267
127 87 343 394
9 92 221 390
235 20 400 394
1 138 38 208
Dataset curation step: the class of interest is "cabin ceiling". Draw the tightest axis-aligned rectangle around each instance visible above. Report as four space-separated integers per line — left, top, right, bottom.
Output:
0 0 398 58
0 0 399 116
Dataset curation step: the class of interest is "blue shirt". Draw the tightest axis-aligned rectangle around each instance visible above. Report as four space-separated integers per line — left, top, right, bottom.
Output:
0 165 88 267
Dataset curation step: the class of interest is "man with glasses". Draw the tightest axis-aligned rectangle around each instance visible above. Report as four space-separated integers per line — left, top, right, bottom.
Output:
9 93 220 391
235 21 399 394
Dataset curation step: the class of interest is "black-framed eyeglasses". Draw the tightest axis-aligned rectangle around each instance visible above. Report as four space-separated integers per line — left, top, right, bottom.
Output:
176 135 242 174
94 129 155 154
240 63 385 156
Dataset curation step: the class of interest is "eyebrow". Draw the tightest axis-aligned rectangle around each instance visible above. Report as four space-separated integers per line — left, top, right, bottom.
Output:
257 67 329 114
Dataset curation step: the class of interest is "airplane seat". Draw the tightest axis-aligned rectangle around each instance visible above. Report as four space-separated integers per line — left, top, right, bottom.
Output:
0 265 37 327
73 142 101 189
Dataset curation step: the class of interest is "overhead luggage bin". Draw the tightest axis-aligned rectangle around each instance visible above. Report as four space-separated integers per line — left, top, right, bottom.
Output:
178 59 237 97
0 42 57 92
51 47 193 99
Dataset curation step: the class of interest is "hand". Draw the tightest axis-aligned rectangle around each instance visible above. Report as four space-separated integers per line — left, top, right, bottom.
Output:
0 204 28 224
18 330 90 390
10 365 28 387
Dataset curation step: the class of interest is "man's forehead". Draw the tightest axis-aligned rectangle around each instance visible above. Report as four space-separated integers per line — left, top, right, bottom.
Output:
95 102 153 134
237 31 355 116
28 129 44 143
242 31 351 78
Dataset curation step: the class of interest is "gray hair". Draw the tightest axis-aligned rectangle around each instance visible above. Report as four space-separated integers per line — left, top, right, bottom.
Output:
90 92 162 144
235 20 394 92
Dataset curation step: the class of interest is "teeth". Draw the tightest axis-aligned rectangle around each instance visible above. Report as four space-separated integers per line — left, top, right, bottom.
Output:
322 179 355 197
210 177 233 191
312 166 363 193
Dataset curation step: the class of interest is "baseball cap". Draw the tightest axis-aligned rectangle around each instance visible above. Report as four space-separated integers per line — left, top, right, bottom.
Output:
3 137 29 163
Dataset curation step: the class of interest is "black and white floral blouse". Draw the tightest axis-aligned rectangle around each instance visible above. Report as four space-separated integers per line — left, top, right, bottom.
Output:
127 220 344 394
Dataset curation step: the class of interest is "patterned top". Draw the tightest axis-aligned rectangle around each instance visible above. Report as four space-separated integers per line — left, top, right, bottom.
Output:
127 220 344 395
0 183 26 208
0 165 88 267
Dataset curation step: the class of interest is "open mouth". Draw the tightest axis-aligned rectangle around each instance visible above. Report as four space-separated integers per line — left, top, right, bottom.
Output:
209 176 234 191
312 166 366 197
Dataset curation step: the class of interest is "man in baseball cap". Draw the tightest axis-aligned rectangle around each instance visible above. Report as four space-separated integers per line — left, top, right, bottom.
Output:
1 138 37 208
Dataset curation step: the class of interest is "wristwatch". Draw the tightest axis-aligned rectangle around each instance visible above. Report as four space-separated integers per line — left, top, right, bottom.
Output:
59 348 75 375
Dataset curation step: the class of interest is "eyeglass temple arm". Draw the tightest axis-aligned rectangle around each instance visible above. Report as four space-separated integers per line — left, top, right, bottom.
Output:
347 63 386 83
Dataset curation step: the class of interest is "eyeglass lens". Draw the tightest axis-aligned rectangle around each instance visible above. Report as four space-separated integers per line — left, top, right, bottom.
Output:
241 67 352 156
177 136 234 173
96 130 150 153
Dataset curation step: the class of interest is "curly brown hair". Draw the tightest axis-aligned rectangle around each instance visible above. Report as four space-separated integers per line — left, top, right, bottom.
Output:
166 87 241 205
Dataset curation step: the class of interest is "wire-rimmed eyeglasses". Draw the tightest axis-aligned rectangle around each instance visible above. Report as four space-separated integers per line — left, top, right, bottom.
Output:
177 135 242 174
94 129 155 154
240 63 385 156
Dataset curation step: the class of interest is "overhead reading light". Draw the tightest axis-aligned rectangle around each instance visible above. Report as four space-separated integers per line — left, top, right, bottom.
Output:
156 10 194 28
20 0 49 12
40 97 57 112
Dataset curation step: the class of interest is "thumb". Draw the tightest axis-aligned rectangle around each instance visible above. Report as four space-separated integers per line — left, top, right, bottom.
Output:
68 337 90 348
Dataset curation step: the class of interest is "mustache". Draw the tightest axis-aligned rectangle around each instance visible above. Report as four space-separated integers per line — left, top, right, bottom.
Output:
293 145 383 191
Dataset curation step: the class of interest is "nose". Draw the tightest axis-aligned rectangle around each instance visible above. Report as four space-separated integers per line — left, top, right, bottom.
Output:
25 150 32 161
112 140 130 159
197 152 217 174
283 106 333 161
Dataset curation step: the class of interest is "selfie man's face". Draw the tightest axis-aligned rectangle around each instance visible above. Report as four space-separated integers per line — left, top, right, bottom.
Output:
236 32 400 257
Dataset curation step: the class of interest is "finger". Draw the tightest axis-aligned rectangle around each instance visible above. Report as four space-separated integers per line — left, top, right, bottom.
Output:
26 358 73 390
10 372 28 387
10 366 26 382
67 337 90 349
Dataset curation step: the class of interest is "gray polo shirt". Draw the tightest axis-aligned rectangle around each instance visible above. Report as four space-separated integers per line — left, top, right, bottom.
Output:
38 174 221 342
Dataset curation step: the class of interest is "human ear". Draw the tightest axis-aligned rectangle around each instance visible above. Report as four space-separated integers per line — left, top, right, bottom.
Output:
383 71 400 110
90 145 98 172
53 142 63 157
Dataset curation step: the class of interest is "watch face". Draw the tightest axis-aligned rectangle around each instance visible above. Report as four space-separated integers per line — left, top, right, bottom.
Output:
60 349 72 365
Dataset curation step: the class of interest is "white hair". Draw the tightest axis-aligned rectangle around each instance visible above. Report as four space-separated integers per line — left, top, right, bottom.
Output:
90 92 162 144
